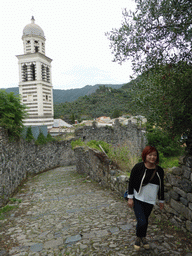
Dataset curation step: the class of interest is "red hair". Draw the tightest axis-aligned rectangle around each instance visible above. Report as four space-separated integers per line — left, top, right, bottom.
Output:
142 146 159 164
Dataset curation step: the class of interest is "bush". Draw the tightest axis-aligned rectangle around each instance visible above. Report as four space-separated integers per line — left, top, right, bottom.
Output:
86 140 110 153
146 126 183 157
46 133 55 142
0 90 26 139
25 126 34 142
71 138 85 149
35 131 47 145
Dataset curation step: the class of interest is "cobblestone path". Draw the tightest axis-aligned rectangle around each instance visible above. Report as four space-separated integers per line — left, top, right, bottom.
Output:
0 166 192 256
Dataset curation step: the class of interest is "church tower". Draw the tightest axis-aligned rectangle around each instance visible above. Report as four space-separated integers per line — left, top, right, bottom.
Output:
16 17 54 129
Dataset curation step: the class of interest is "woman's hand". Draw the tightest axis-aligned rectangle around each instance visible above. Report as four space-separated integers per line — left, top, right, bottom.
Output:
128 198 134 208
159 202 164 210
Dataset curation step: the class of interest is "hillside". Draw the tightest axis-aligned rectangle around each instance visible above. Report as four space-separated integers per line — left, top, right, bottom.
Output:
2 83 124 104
54 83 139 123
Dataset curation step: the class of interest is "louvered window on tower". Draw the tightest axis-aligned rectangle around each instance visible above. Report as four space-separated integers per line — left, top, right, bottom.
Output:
46 67 50 82
42 65 46 81
31 64 36 80
22 64 27 82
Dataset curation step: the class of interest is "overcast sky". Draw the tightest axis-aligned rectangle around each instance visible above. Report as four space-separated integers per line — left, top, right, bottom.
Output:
0 0 136 90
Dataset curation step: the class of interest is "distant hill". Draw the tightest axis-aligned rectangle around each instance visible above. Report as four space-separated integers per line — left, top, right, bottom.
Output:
2 83 125 104
53 82 138 123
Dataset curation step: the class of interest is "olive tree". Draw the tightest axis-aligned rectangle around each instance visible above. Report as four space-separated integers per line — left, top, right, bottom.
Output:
107 0 192 73
106 0 192 140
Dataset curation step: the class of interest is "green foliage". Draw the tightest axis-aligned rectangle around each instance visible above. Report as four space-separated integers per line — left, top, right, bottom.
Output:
146 126 183 157
0 205 16 220
106 0 192 73
25 126 34 142
54 84 135 121
160 156 180 169
35 131 47 145
9 197 22 203
71 138 85 149
0 90 26 139
46 133 55 142
112 109 121 118
87 140 111 153
132 63 192 137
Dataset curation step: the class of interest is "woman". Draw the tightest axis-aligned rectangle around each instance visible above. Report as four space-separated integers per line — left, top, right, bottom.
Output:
127 145 164 251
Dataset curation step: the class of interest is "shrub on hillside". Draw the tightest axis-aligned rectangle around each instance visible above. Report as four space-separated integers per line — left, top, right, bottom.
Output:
25 126 34 142
146 126 183 157
0 90 26 139
35 131 47 145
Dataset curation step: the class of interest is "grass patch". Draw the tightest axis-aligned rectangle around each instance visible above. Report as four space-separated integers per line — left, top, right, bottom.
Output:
9 197 22 203
0 205 16 220
161 156 181 169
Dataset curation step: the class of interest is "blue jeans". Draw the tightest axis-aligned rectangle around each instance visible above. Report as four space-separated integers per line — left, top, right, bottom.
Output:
133 198 153 237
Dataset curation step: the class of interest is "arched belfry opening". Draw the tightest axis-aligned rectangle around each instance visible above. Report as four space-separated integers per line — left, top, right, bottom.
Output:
16 17 54 129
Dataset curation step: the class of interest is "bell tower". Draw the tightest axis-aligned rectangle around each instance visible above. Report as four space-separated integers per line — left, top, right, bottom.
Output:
16 17 54 129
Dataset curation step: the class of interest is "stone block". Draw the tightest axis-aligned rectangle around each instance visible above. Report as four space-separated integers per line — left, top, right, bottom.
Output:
166 173 180 186
173 186 187 198
172 167 183 175
178 179 192 193
110 170 116 176
186 220 192 232
189 203 192 211
184 170 191 179
170 199 191 220
170 190 180 201
180 197 188 206
117 175 128 184
164 183 172 191
164 203 178 215
187 193 192 202
185 156 192 168
170 199 182 213
164 192 171 203
182 165 191 173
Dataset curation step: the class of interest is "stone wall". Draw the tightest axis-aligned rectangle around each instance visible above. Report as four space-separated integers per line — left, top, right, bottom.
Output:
74 146 192 233
162 156 192 233
75 119 147 157
0 128 75 207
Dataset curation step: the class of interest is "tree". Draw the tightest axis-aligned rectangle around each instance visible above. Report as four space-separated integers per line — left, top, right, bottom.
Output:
106 0 192 74
106 0 192 139
0 90 26 138
132 62 192 137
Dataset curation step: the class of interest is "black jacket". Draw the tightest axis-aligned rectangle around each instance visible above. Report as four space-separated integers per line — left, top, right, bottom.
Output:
128 162 164 201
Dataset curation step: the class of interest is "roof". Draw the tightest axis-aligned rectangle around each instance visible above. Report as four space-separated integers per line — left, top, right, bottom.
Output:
53 119 72 128
23 16 45 38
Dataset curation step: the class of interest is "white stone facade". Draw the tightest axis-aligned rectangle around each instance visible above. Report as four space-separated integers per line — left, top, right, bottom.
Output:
16 17 54 129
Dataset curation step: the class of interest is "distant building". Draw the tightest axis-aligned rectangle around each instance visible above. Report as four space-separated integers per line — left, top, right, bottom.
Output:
16 16 54 129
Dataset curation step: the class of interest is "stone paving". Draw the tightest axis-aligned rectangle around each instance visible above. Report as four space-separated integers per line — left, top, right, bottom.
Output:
0 166 192 256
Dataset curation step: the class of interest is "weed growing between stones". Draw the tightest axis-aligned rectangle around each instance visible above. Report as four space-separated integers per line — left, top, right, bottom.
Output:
0 205 17 220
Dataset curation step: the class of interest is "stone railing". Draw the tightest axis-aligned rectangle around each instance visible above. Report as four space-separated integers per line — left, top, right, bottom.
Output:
74 146 192 233
0 128 76 207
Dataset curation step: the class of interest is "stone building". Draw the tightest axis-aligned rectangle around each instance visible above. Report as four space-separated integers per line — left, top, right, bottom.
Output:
16 16 54 129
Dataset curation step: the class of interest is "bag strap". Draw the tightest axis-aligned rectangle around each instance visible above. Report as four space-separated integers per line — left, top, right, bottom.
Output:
149 166 157 182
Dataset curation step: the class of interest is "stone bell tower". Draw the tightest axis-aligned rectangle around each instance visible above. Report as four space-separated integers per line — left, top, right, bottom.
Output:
16 16 54 129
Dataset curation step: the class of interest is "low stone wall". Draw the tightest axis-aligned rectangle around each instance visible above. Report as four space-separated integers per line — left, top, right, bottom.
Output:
162 156 192 233
75 119 147 157
74 146 192 233
74 146 129 199
0 128 75 207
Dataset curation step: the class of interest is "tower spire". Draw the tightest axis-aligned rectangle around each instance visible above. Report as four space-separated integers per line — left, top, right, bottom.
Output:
31 16 35 24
